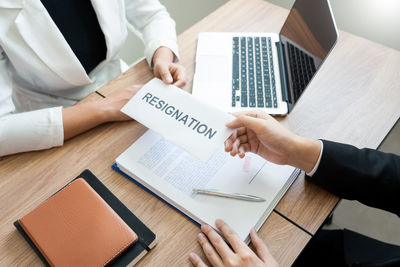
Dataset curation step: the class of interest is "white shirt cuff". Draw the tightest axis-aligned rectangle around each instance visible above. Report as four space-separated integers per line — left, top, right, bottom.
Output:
306 140 323 177
144 40 180 67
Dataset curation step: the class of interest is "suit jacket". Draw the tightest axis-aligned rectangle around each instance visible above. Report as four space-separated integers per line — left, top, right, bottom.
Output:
0 0 179 156
306 140 400 266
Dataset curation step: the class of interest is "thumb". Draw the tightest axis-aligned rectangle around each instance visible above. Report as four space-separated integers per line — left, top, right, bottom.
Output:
158 64 173 84
226 115 264 133
250 228 274 263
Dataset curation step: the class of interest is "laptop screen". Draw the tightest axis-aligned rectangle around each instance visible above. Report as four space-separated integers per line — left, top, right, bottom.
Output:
279 0 338 104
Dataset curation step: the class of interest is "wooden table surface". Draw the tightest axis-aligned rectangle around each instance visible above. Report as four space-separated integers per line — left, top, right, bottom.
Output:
1 0 400 266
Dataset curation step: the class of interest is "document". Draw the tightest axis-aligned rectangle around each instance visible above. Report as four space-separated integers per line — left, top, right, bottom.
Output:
121 78 234 161
116 130 299 242
136 136 230 196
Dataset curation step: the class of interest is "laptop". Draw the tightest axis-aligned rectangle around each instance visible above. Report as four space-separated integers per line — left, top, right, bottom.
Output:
192 0 339 115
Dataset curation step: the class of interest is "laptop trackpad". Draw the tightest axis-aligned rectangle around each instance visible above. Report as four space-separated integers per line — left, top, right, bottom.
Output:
195 55 229 84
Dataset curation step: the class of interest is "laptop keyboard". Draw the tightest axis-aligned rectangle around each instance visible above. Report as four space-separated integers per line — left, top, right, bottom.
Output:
232 37 277 108
287 43 316 101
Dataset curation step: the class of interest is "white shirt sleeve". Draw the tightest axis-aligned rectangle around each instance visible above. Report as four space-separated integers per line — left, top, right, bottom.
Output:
0 107 64 157
0 46 14 117
124 0 180 66
0 46 64 157
306 140 324 177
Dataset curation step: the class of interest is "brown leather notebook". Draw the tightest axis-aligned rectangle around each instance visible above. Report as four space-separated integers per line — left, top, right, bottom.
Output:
18 178 138 267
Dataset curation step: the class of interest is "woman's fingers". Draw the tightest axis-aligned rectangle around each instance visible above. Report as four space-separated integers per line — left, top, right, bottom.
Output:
201 225 235 264
171 64 186 88
154 63 173 84
189 252 208 267
173 78 186 88
197 232 225 267
215 219 247 253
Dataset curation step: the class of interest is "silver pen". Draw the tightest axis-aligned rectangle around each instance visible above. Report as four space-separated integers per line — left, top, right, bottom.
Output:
192 188 266 202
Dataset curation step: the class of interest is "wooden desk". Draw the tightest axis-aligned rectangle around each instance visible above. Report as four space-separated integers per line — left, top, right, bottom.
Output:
98 0 400 235
1 0 400 266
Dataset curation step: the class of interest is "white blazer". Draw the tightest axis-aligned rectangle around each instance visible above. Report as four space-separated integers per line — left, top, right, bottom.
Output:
0 0 179 156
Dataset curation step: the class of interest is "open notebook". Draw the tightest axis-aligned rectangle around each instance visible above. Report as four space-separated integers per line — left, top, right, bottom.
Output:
114 130 299 243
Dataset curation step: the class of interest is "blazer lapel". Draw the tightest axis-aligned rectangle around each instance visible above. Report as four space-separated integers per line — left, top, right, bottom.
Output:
14 0 92 86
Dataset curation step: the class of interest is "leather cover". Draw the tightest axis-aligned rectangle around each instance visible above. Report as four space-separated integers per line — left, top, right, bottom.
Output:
18 178 138 267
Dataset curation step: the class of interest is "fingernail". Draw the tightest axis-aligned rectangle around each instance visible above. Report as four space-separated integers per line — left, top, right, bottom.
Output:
215 219 222 226
198 233 205 241
201 224 210 231
251 228 259 237
189 252 196 260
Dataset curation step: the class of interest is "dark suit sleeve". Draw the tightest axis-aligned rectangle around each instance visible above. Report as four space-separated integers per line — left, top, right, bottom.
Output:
306 140 400 217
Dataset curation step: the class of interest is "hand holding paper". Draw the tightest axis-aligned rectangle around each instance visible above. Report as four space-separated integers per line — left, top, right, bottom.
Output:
121 78 234 161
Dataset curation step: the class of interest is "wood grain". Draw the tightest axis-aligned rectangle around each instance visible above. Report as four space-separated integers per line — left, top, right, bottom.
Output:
0 120 309 267
1 0 400 266
275 30 400 233
100 0 400 234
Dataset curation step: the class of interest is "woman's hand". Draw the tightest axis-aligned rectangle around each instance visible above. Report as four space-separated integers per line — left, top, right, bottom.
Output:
225 110 321 173
62 85 141 140
189 219 279 267
152 46 186 88
98 84 142 121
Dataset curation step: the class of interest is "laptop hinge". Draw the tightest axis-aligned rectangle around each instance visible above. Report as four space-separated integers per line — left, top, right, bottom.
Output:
275 40 289 104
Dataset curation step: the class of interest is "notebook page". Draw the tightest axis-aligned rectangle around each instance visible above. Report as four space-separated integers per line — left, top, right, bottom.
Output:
116 130 296 240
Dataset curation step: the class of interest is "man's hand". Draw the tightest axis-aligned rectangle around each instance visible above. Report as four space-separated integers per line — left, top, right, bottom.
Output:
225 110 321 173
189 219 279 267
152 46 186 88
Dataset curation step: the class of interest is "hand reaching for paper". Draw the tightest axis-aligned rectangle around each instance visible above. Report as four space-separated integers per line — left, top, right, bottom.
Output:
62 85 142 140
225 110 321 173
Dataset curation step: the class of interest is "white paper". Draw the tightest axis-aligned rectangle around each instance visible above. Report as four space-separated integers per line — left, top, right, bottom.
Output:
121 78 234 161
136 136 230 196
116 130 298 242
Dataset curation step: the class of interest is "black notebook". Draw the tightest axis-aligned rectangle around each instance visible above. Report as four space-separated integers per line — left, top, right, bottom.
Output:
14 169 157 266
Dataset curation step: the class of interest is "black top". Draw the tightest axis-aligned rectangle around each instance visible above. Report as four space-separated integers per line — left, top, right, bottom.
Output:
307 140 400 217
304 140 400 266
40 0 107 74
